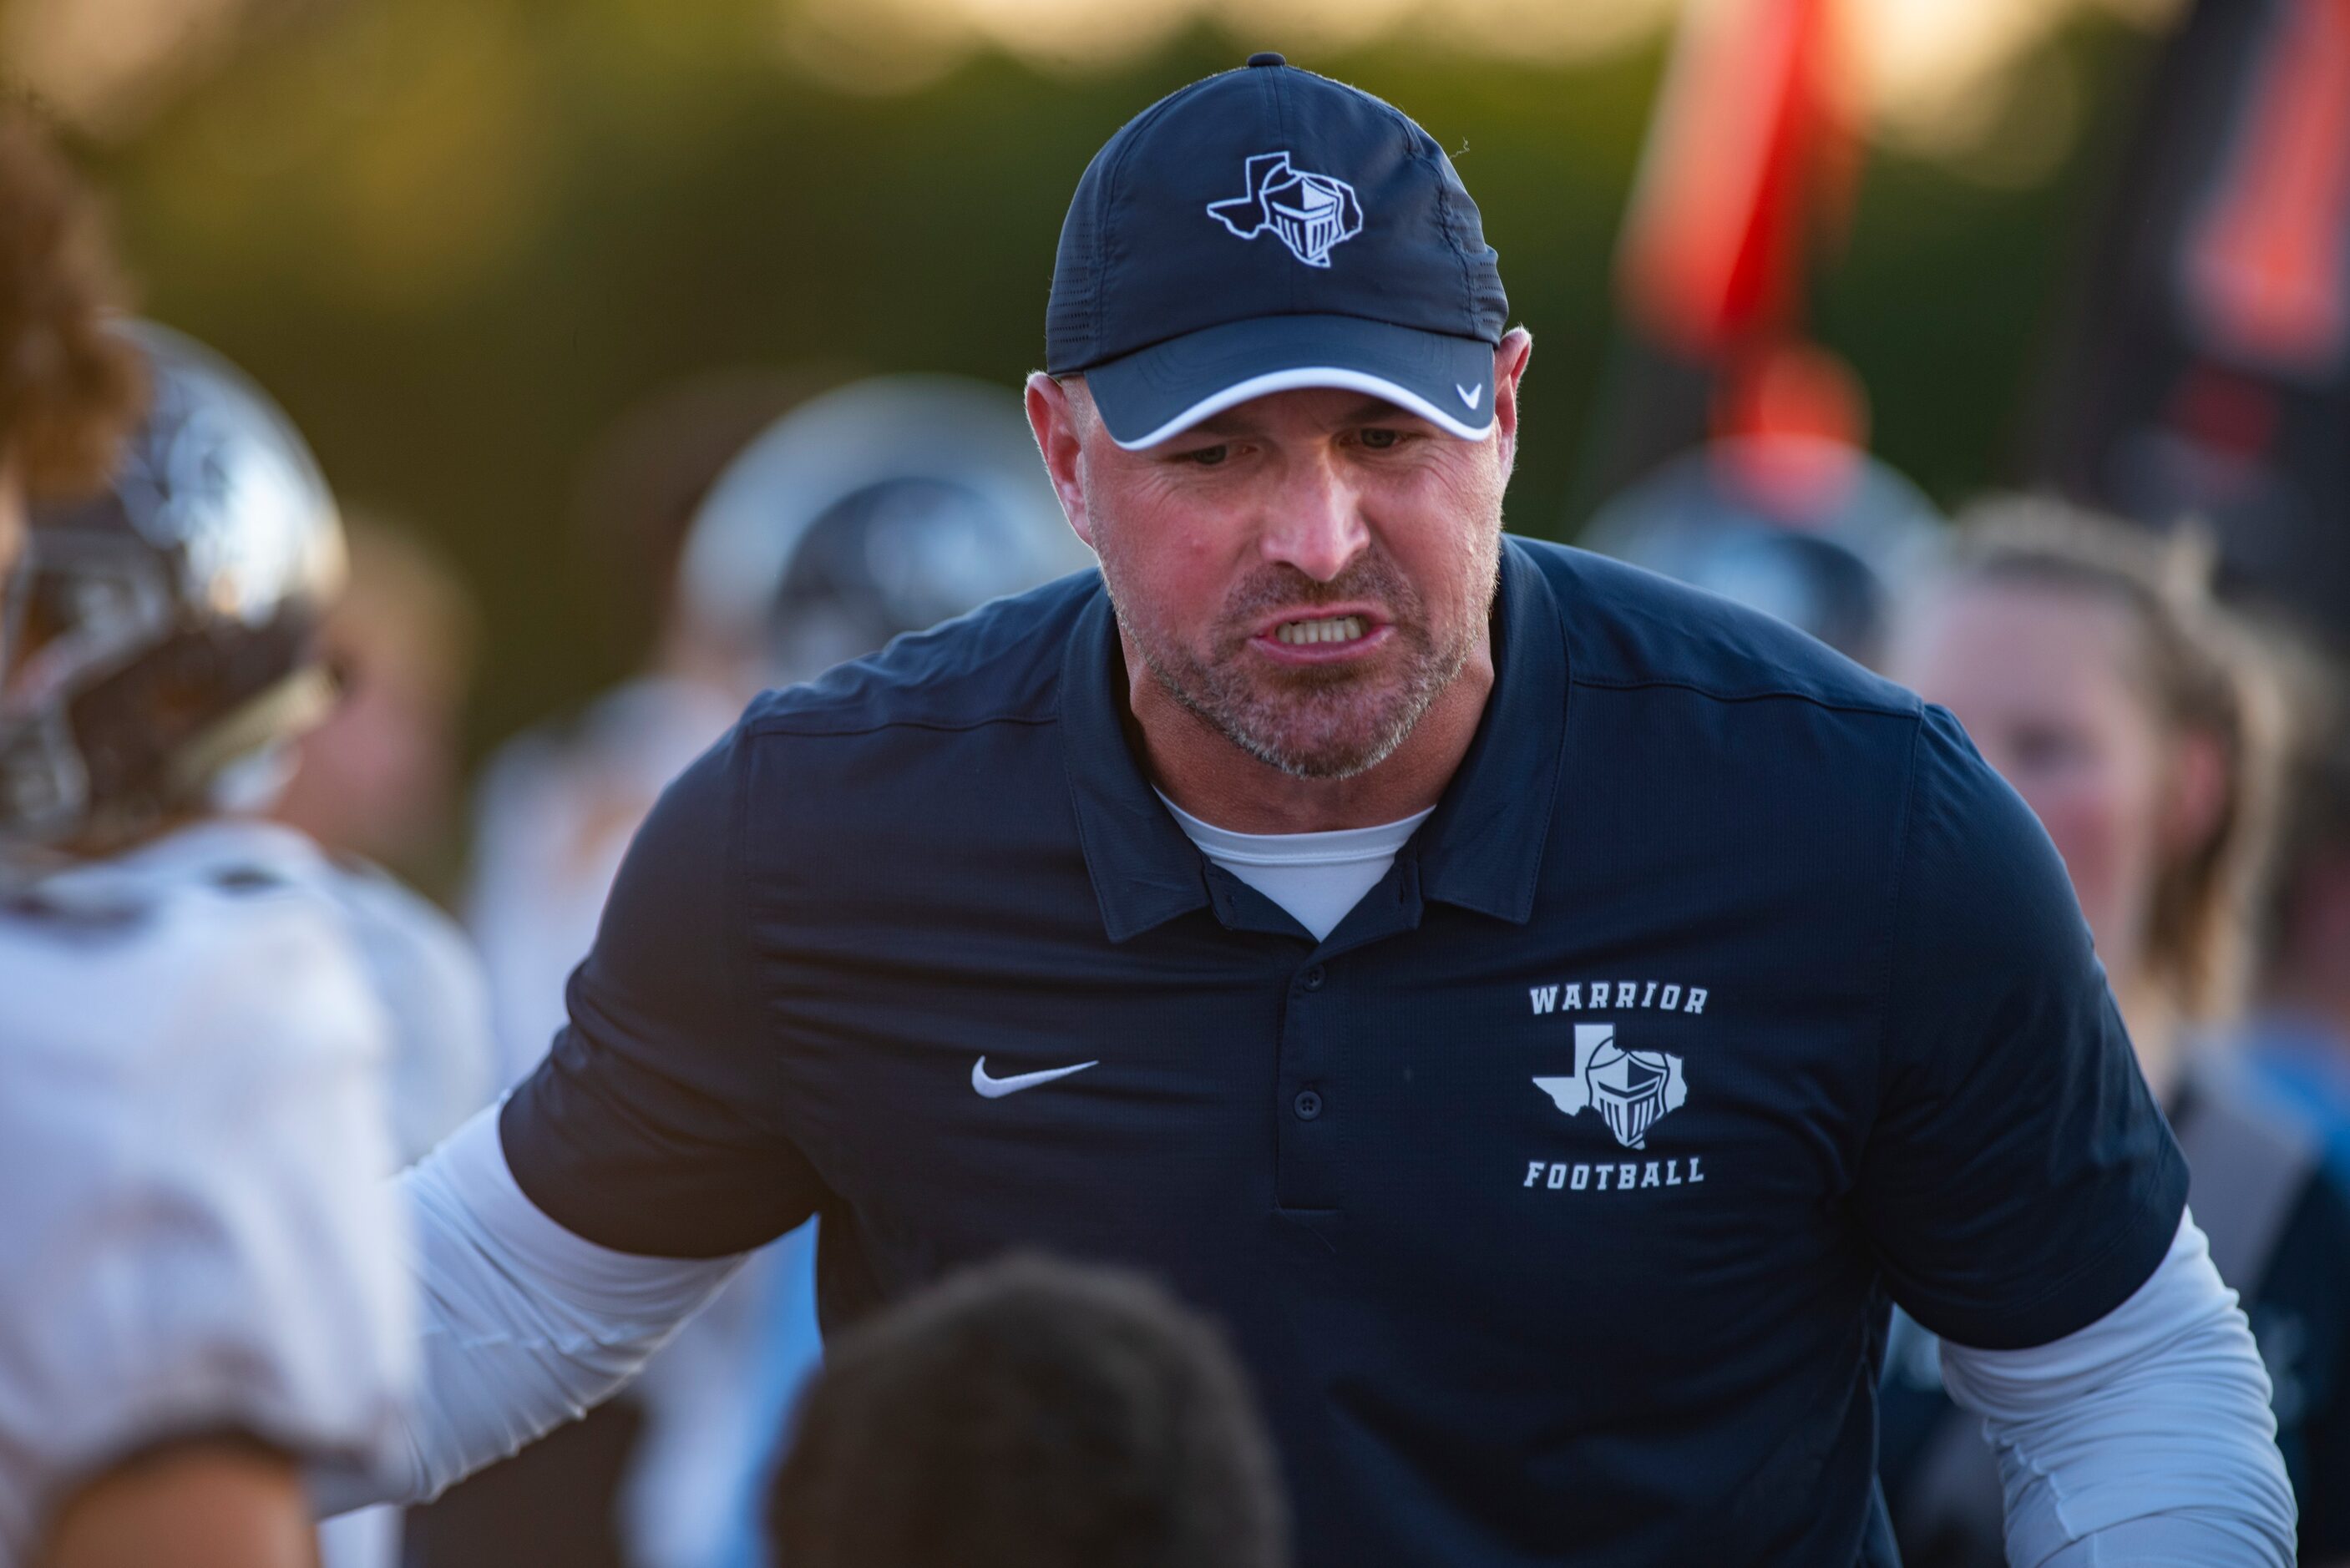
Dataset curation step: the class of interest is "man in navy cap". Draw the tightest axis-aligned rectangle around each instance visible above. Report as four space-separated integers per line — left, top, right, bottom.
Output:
332 60 2294 1565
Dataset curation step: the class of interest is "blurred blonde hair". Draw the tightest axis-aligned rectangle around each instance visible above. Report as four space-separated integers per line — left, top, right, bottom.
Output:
1941 495 2285 1021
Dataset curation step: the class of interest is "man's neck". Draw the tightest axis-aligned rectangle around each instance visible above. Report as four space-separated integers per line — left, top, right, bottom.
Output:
1125 631 1496 835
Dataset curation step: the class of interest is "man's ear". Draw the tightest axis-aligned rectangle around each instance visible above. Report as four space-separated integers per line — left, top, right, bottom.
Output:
1490 327 1533 477
1026 372 1097 552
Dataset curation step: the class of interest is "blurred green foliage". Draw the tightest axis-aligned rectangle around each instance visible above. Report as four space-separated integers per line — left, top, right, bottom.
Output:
63 1 2150 756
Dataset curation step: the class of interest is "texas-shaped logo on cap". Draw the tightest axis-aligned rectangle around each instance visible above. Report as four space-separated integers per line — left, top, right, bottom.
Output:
1206 152 1365 269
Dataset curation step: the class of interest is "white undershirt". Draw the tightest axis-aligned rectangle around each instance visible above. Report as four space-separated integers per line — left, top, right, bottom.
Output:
1154 792 1435 942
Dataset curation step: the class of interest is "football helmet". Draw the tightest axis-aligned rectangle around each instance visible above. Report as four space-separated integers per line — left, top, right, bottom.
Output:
1580 437 1942 667
677 374 1092 685
0 322 345 849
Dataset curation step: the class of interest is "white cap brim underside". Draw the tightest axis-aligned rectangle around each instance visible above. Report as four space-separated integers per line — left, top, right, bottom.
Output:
1110 367 1496 451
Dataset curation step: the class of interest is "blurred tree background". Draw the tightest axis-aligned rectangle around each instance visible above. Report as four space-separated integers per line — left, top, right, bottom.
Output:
2 0 2175 757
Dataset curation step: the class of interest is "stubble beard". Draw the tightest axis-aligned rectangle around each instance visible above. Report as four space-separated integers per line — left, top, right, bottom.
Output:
1105 537 1499 782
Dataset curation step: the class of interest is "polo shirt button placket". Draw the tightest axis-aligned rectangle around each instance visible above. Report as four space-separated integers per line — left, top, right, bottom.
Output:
1277 960 1341 1211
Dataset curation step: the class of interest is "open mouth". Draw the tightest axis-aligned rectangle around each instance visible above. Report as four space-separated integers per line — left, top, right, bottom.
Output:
1253 610 1389 661
1273 614 1369 646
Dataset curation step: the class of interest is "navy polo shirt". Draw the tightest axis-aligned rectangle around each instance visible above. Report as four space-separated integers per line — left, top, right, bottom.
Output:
504 537 2185 1566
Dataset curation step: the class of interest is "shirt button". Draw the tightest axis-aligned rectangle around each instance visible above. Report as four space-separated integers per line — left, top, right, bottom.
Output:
1302 964 1326 991
1294 1090 1323 1120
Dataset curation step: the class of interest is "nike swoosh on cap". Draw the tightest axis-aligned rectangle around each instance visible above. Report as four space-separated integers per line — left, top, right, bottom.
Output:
971 1055 1100 1099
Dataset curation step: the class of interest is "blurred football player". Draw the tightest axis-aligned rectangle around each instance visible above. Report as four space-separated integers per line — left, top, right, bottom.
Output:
1579 345 1939 668
265 513 500 1568
275 513 478 877
0 143 414 1568
468 373 1089 1093
408 372 808 1568
272 513 499 1166
455 373 1091 1568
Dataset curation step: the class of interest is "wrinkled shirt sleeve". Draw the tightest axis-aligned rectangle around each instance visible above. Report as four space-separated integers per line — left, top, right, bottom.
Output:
1940 1211 2295 1567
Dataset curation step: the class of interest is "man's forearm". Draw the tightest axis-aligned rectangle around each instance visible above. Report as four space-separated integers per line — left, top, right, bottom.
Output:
1938 1210 2297 1568
317 1105 741 1513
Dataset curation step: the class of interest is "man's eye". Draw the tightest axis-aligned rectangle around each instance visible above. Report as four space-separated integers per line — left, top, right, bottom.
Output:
1185 444 1231 467
1360 427 1403 450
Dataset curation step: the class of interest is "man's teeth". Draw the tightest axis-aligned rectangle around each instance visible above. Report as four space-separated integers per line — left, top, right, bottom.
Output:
1274 615 1368 646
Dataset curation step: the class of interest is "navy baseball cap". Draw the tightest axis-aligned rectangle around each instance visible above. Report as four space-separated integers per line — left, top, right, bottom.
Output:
1046 54 1509 450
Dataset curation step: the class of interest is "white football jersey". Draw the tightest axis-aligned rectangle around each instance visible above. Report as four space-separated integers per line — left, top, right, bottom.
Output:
0 820 416 1561
313 853 498 1166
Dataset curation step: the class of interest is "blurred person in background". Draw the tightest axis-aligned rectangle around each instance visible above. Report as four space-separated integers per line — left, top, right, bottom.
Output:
1579 343 1940 670
768 1255 1286 1568
2239 654 2350 1186
444 373 1089 1568
275 513 479 886
423 370 811 1568
1878 497 2350 1565
466 369 813 1095
262 514 501 1568
0 178 413 1568
272 513 499 1169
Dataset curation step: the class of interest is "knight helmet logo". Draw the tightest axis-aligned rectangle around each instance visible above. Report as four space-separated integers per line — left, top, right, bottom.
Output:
1206 152 1365 269
1532 1023 1689 1150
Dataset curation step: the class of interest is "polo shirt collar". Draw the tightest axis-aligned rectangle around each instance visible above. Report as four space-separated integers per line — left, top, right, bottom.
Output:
1061 536 1568 943
1412 538 1568 925
1060 589 1215 943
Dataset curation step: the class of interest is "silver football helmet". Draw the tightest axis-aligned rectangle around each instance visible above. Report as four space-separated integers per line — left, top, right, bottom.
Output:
0 322 345 849
1581 438 1942 668
677 374 1092 685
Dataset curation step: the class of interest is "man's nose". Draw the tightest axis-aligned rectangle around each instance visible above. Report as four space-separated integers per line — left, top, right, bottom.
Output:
1259 455 1369 583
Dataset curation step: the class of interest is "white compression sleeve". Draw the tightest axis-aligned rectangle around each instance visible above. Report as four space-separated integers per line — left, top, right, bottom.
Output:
317 1105 743 1512
1937 1209 2296 1568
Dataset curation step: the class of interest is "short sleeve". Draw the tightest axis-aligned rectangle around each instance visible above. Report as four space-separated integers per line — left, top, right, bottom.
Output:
1856 705 2187 1351
0 902 415 1550
501 720 829 1258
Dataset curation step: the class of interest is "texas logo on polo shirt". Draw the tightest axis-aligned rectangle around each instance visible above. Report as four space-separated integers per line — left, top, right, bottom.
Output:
1535 1022 1689 1147
1526 1019 1709 1196
506 537 2188 1568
